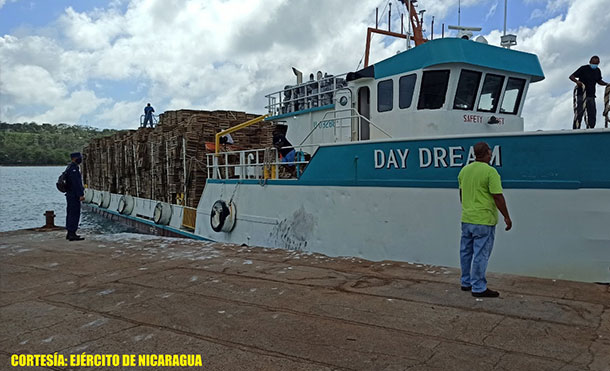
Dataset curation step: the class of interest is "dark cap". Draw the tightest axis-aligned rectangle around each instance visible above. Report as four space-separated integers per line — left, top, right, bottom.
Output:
70 152 82 158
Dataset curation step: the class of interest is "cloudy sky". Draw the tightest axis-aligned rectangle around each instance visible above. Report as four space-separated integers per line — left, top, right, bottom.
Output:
0 0 608 130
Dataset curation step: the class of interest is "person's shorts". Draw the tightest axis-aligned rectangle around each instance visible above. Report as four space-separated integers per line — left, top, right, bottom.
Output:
281 149 296 163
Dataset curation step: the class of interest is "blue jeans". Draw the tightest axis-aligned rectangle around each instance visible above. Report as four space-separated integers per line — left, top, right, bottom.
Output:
460 223 496 293
143 115 154 128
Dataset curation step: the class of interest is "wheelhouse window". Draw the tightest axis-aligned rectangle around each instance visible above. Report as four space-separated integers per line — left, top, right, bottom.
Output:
500 77 526 114
453 70 481 110
477 74 505 112
377 79 393 112
418 70 450 110
399 74 417 109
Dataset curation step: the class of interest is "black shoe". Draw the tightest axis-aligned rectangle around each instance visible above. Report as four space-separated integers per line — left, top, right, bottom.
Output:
461 286 472 291
472 289 500 298
67 234 85 241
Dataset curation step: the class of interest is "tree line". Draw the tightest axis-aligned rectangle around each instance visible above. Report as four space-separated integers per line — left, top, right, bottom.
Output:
0 122 121 165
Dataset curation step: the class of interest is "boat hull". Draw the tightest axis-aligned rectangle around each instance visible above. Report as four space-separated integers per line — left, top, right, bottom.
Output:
196 183 610 282
196 130 610 282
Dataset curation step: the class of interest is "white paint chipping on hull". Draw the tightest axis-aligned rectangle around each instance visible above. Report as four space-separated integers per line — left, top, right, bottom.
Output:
196 183 610 282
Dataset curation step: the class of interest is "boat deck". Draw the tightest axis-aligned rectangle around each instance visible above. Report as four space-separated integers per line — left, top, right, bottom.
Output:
1 229 608 370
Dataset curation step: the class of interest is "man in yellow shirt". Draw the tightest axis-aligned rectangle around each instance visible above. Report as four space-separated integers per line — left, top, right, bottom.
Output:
458 142 512 298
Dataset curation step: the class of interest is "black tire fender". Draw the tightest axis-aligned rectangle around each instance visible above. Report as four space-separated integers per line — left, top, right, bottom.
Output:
210 200 236 232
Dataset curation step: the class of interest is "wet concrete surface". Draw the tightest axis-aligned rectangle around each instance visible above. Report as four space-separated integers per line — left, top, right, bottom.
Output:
0 229 608 370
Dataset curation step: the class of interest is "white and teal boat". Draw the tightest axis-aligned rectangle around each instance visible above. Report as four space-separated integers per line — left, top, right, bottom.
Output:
85 11 610 283
196 34 610 283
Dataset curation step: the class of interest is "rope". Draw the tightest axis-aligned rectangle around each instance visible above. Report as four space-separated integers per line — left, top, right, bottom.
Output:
229 182 240 203
604 85 610 127
572 85 587 129
260 147 273 186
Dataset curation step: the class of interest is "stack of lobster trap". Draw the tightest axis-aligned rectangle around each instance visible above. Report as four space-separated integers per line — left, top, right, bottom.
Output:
83 110 275 208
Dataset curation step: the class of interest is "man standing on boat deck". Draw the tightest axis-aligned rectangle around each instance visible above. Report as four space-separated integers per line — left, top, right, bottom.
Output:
458 142 512 298
65 152 85 241
570 56 608 129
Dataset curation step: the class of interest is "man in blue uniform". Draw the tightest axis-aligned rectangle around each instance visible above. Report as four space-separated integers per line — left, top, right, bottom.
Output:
143 103 155 128
570 56 608 128
66 152 85 241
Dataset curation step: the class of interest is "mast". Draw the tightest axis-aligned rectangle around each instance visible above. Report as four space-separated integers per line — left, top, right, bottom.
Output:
407 0 412 49
503 0 507 36
363 0 427 67
402 0 426 46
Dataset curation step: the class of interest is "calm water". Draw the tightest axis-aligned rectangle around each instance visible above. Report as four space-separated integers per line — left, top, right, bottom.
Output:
0 166 135 234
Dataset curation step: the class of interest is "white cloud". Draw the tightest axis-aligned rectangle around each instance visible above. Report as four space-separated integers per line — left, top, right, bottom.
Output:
419 0 488 20
14 90 110 124
485 1 498 22
97 99 145 128
0 0 19 10
59 7 125 50
505 0 610 129
0 64 67 105
529 0 571 20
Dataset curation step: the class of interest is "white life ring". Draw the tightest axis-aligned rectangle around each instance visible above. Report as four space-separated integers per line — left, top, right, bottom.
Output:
117 195 135 215
210 200 236 233
100 191 111 208
153 202 172 225
83 188 94 203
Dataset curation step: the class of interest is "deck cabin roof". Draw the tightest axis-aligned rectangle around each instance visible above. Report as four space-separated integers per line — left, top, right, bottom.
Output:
361 38 545 82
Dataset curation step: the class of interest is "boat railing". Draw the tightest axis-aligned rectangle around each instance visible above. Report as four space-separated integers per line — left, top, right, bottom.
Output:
299 108 392 145
139 114 158 128
603 85 610 127
206 144 319 181
265 74 348 116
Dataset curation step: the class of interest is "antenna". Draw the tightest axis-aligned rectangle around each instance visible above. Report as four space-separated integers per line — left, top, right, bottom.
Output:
500 0 517 48
388 2 391 32
407 0 412 49
458 0 461 26
503 0 507 36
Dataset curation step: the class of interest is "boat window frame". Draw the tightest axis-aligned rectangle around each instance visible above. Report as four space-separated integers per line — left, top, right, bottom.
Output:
399 73 417 109
417 69 451 110
377 79 394 113
499 77 526 115
476 73 505 113
453 69 482 111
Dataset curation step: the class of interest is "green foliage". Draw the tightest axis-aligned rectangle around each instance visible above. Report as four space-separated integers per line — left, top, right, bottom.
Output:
0 122 122 165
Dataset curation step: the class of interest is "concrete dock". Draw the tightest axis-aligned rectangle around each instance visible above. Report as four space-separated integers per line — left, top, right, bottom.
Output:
1 229 608 370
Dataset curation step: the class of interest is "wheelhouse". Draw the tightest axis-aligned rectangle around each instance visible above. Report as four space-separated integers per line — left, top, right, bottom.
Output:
264 38 544 148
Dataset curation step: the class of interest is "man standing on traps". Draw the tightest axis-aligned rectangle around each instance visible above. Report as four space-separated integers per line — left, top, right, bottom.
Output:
458 142 512 298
